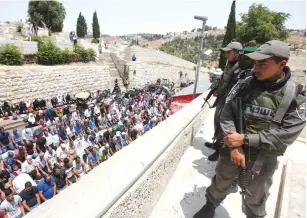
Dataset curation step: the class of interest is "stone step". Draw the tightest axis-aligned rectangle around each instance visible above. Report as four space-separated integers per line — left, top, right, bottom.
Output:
101 57 113 62
0 118 26 131
110 68 119 77
108 64 116 69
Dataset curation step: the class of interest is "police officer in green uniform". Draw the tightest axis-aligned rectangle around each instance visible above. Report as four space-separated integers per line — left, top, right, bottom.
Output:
194 40 306 218
205 41 242 161
205 44 259 161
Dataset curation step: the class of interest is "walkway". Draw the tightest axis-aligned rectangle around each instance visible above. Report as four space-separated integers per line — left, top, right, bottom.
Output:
149 105 306 218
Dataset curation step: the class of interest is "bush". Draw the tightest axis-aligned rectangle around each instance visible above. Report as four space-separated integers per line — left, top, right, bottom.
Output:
69 52 83 62
91 38 100 44
31 35 50 49
16 23 23 32
0 44 24 65
36 41 95 65
4 21 10 24
73 45 96 63
86 48 96 61
37 40 64 65
61 49 73 64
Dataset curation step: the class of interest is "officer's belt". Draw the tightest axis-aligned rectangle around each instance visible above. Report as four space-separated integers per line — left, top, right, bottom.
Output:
251 80 297 175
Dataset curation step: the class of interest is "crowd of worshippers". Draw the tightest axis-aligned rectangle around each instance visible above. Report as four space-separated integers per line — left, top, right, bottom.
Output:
0 79 173 217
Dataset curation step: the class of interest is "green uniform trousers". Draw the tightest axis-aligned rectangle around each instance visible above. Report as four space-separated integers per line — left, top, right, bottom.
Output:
205 154 278 217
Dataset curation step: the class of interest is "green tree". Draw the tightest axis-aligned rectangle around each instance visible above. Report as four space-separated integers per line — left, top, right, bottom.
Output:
28 0 66 35
92 11 100 39
76 12 87 38
236 4 290 44
218 0 236 69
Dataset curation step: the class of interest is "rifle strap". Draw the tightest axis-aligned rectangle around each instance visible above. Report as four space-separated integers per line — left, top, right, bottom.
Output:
251 80 297 175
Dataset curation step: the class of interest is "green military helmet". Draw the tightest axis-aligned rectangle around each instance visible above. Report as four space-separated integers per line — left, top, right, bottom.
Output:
237 46 258 55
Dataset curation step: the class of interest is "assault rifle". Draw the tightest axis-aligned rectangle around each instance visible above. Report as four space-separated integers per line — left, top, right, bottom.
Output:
236 97 252 213
201 77 220 108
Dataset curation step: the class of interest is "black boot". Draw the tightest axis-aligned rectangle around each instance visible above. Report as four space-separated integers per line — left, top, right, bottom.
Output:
193 200 216 218
208 150 219 161
204 142 215 149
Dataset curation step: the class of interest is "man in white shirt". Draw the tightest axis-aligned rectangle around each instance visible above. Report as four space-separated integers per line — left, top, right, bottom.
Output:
21 156 38 174
74 137 85 157
44 145 56 168
51 133 60 147
71 110 81 122
12 173 36 194
0 189 25 218
21 157 36 174
22 129 33 141
46 119 57 133
84 109 91 118
35 152 50 173
56 144 68 164
43 130 53 147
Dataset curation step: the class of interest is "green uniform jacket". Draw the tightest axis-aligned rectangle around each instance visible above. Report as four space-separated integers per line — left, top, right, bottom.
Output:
220 67 306 155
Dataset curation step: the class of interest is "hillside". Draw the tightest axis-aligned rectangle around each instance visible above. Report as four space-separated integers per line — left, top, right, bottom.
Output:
158 34 306 69
159 36 223 67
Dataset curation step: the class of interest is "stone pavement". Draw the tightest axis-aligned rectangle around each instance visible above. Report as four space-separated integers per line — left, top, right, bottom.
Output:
149 105 306 218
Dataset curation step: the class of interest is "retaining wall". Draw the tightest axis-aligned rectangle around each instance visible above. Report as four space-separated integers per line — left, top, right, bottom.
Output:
24 92 210 218
0 40 38 54
0 65 112 104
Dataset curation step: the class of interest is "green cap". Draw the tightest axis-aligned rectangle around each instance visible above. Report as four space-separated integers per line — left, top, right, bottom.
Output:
237 46 258 54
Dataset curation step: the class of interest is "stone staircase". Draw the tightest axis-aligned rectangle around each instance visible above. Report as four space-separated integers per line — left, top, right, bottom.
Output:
1 118 26 131
100 52 126 91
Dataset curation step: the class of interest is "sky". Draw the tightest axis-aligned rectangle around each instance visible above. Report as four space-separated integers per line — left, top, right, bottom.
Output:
0 0 306 36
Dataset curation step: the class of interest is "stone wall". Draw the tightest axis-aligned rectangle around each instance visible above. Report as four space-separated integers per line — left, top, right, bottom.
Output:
0 40 38 54
0 40 74 55
0 65 112 104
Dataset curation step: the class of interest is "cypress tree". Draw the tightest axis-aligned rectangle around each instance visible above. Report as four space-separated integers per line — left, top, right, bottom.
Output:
76 13 87 38
218 0 236 69
92 11 100 39
76 12 83 37
81 15 87 37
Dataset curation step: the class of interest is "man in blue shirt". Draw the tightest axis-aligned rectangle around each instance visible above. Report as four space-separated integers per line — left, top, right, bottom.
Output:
0 127 15 154
37 174 56 201
74 120 82 135
11 129 23 147
88 147 99 169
